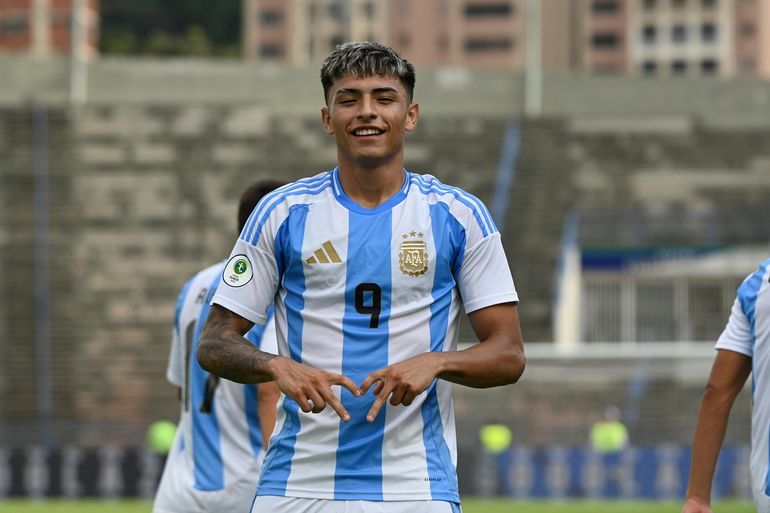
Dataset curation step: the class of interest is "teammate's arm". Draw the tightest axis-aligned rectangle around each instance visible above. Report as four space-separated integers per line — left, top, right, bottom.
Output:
198 304 360 421
258 381 280 448
360 302 525 421
682 349 751 513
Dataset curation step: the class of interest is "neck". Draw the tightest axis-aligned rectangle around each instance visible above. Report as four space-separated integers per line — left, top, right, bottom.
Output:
336 159 405 209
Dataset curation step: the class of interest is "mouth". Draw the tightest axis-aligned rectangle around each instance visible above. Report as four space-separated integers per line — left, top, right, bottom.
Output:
352 127 384 136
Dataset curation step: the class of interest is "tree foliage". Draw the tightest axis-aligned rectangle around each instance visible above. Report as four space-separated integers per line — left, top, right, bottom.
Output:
100 0 241 57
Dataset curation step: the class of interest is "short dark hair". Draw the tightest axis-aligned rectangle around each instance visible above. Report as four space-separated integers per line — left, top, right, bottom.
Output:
238 179 286 233
320 41 416 104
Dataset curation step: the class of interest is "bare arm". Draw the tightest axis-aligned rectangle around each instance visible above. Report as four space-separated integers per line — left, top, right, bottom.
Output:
198 304 360 420
682 349 751 513
360 302 525 421
258 381 280 449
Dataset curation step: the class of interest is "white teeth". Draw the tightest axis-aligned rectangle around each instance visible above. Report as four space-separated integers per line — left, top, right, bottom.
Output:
355 128 381 136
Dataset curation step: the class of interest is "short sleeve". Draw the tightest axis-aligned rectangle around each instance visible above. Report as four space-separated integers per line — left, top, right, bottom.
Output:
457 232 518 313
166 327 184 387
715 296 753 358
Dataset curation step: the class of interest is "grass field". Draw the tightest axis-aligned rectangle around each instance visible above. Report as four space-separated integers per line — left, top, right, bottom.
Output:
0 499 756 513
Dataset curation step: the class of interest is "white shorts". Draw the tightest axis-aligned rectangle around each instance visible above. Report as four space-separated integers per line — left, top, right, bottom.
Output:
153 452 264 513
251 496 462 513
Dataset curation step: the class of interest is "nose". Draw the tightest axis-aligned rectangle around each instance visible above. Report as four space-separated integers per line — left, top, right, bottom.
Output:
357 95 377 120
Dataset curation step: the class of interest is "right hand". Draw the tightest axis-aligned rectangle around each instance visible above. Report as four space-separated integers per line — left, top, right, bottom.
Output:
268 357 360 421
682 497 712 513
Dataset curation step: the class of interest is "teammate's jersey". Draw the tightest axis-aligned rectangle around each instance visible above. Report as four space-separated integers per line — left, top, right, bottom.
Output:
157 261 277 507
212 168 518 503
715 257 770 510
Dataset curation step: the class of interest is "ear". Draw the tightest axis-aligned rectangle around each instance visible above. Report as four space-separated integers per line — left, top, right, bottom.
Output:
404 102 419 133
321 107 334 135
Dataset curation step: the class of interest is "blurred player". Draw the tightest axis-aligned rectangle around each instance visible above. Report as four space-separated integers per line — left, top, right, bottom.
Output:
682 257 770 513
152 180 284 513
198 42 526 513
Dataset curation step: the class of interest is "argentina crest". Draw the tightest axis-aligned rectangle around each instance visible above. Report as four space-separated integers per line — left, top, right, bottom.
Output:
399 231 428 277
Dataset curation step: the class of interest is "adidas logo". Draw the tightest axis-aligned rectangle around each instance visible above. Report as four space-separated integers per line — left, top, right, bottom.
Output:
306 241 342 264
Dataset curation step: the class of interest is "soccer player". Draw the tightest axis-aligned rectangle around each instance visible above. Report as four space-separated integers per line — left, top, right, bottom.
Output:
152 180 284 513
198 42 526 513
682 257 770 513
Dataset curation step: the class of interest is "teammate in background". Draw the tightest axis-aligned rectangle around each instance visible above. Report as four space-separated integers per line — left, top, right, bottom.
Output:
198 41 526 513
152 180 284 513
589 405 629 454
682 258 770 513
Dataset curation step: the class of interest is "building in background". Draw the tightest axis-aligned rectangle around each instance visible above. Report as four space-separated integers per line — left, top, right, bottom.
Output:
242 0 770 78
0 0 99 58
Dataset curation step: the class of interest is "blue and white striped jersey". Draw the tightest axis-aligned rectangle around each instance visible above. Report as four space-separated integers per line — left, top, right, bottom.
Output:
715 257 770 510
159 261 277 502
212 168 518 503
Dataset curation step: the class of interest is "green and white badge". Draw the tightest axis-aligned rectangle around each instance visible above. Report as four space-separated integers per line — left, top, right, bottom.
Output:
223 254 253 287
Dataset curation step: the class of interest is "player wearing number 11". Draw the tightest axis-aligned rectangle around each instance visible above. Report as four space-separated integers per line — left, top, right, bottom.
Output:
198 41 526 513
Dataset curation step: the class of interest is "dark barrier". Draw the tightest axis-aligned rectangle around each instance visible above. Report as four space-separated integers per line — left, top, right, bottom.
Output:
0 445 752 500
459 445 752 499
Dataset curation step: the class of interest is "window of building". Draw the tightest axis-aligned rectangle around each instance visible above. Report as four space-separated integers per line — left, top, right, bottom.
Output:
671 59 688 74
700 58 718 74
592 1 619 13
0 15 28 36
642 60 658 75
260 10 283 26
701 0 717 8
701 23 716 42
328 2 347 22
672 0 687 8
671 24 687 43
642 25 657 44
364 1 376 18
464 3 513 17
740 23 755 37
464 37 513 52
592 33 620 48
643 0 657 9
260 43 283 58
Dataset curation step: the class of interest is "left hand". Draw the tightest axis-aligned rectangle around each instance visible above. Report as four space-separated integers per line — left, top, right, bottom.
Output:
359 352 442 422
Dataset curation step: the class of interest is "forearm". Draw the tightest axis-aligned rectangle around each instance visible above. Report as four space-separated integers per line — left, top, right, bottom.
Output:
435 335 525 388
685 386 736 502
197 304 278 384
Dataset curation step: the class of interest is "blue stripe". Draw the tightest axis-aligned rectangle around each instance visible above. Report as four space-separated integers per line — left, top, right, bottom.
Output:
190 271 226 490
257 207 310 495
173 276 195 334
420 204 462 500
243 173 333 244
413 172 496 233
334 210 392 499
410 174 495 237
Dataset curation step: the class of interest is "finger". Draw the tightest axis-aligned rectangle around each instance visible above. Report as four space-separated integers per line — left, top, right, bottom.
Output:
359 372 383 395
330 373 361 397
372 380 384 396
389 385 406 406
295 396 313 413
366 384 393 422
306 389 327 414
402 391 417 406
320 388 351 423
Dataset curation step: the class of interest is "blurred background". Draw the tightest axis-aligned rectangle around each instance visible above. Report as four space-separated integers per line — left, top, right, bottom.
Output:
1 0 770 504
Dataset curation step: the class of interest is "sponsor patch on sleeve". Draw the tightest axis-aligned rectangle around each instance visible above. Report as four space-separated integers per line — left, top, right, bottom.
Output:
223 254 253 288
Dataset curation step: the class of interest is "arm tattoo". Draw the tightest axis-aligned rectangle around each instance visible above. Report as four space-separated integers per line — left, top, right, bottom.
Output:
198 304 277 384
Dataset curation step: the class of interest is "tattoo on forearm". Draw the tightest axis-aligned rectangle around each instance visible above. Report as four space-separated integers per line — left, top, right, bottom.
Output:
199 305 276 384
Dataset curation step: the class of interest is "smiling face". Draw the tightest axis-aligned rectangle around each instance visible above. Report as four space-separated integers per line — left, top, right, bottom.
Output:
321 74 419 171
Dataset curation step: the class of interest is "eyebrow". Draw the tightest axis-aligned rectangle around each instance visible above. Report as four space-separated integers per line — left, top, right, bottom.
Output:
334 86 400 97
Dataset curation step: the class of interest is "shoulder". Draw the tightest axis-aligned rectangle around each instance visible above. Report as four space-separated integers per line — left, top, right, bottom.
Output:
240 170 336 244
407 172 497 237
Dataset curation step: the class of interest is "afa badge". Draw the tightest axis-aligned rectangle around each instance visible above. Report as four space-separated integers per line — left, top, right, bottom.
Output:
399 231 428 277
223 254 253 287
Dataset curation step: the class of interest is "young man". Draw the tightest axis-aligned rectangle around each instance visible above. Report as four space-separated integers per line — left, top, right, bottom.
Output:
682 258 770 513
198 42 526 513
152 180 284 513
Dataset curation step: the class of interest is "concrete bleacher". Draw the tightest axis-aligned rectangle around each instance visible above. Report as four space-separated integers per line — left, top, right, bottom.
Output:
2 57 770 446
